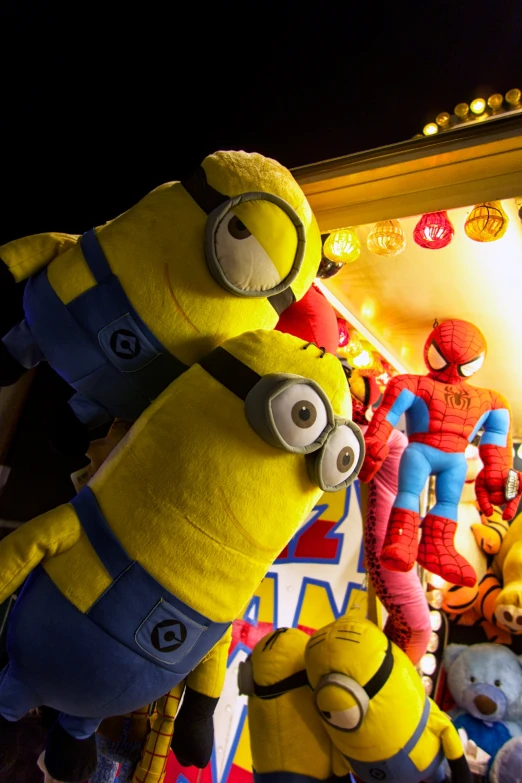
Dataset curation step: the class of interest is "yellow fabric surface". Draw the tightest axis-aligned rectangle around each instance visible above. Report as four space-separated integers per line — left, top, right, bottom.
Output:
7 150 321 371
0 330 350 626
494 511 522 619
0 232 80 282
0 503 83 604
248 628 333 779
305 618 448 772
187 627 232 699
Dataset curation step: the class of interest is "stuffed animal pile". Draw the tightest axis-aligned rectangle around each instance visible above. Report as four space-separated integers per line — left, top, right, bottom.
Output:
0 326 362 782
242 618 471 783
0 150 322 458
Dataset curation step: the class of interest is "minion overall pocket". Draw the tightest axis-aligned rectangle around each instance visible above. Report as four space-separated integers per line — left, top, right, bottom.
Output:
75 486 230 671
2 486 230 722
19 229 187 424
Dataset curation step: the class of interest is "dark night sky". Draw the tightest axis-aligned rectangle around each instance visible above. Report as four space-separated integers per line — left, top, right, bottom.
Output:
1 3 521 244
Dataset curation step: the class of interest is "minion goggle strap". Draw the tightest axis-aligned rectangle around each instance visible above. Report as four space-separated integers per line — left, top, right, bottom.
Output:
314 639 393 732
181 166 305 315
237 656 309 699
198 346 365 493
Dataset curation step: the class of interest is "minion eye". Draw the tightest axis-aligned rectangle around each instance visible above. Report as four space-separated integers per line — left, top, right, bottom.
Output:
427 342 447 371
460 353 485 377
270 384 329 450
308 422 365 492
213 211 282 294
321 705 362 731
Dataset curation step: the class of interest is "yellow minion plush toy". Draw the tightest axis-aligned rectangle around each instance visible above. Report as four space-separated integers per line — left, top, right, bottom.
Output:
0 329 363 782
239 627 335 783
305 618 471 783
0 150 321 454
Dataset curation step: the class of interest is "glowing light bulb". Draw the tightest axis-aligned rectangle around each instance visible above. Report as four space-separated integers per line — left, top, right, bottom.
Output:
470 98 486 115
421 653 437 676
353 350 373 368
488 93 503 111
423 123 438 136
429 573 446 590
428 632 440 653
454 102 470 119
465 201 509 243
427 589 443 609
430 611 442 632
506 88 521 107
436 112 450 128
323 228 361 264
517 443 522 459
422 676 433 696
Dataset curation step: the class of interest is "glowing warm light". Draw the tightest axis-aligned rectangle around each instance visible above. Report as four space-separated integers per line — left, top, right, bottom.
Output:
400 346 409 357
413 211 454 250
506 88 521 107
353 350 373 369
423 122 439 136
436 112 450 128
470 97 486 115
517 443 522 459
465 201 509 243
488 93 503 111
428 631 439 653
361 300 376 319
427 589 443 609
367 219 406 257
429 573 446 590
422 676 433 696
430 611 442 632
323 228 361 265
421 653 437 676
454 102 470 119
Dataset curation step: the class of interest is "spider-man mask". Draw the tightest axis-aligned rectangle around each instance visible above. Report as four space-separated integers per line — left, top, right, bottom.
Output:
423 319 487 384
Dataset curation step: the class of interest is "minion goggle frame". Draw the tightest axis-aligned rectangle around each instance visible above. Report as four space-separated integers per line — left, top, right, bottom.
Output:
182 166 306 315
313 638 393 732
198 346 365 493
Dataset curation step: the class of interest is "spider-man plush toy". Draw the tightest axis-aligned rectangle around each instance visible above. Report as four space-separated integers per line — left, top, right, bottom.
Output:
358 319 522 588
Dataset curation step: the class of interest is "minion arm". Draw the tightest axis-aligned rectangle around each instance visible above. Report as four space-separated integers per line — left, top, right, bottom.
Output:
0 232 80 283
0 505 81 603
171 627 232 768
430 701 472 782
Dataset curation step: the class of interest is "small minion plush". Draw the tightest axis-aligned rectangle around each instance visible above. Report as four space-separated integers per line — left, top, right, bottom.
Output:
0 150 322 454
239 627 335 783
0 328 362 782
305 618 472 783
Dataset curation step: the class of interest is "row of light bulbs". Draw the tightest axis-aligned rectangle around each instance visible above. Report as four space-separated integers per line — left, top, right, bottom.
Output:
323 201 510 265
419 88 521 138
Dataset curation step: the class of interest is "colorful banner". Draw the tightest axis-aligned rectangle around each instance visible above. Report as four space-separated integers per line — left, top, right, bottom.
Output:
169 480 366 783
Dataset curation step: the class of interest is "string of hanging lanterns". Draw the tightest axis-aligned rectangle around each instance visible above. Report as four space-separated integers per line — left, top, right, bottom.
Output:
321 199 510 265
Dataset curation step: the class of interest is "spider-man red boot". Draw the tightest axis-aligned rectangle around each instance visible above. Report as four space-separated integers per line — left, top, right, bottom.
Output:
417 514 477 588
380 508 420 573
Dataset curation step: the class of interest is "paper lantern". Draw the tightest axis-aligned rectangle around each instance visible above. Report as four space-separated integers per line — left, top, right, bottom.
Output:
464 201 509 242
337 318 350 348
323 228 361 264
367 219 406 257
413 211 454 250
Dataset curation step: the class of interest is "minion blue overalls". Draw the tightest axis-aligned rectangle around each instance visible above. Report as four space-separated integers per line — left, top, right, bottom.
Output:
2 230 186 427
0 487 229 739
341 698 446 783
